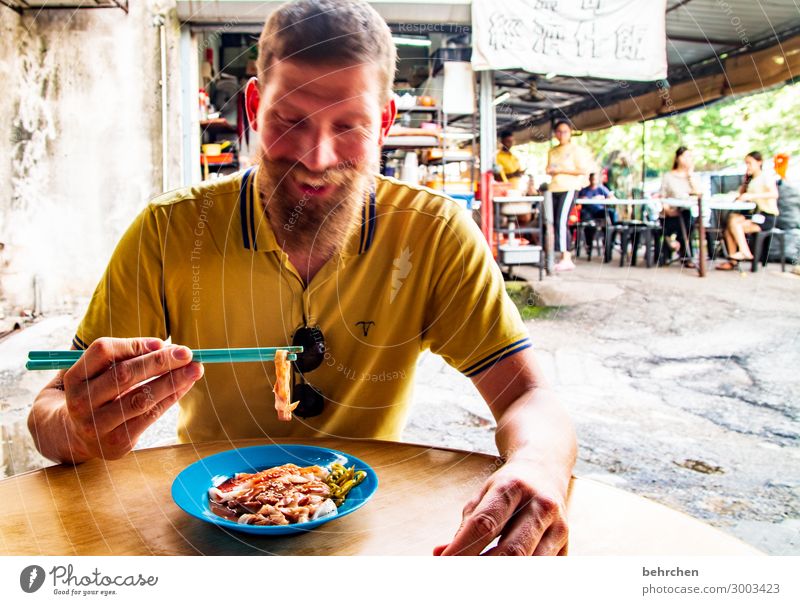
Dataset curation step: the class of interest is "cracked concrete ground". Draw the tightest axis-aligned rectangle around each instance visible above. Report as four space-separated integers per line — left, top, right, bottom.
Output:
406 259 799 555
1 259 798 554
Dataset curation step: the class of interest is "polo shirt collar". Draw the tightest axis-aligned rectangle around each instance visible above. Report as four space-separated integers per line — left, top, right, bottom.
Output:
239 165 377 256
341 186 377 257
239 165 280 252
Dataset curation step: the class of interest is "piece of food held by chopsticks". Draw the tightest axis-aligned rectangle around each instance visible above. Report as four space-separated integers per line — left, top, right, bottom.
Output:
207 462 368 526
26 346 302 423
273 349 299 422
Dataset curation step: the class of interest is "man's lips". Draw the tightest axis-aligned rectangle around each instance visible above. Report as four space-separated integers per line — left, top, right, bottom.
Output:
300 183 334 196
292 177 335 197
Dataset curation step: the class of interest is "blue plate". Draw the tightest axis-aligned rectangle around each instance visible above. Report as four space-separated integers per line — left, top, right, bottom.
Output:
171 444 378 535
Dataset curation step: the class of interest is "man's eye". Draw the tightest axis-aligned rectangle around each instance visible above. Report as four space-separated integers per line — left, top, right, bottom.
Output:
277 115 302 126
335 124 355 132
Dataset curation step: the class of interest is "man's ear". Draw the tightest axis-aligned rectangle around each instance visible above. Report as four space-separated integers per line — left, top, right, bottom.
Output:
245 77 261 131
377 95 397 146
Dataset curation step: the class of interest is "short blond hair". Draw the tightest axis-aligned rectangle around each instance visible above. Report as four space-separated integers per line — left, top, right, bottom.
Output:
257 0 397 104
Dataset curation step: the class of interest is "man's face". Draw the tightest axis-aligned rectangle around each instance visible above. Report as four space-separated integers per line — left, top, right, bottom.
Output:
247 59 394 254
501 135 514 150
589 174 597 187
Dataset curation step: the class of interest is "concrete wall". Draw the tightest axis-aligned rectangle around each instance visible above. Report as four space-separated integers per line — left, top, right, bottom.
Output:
0 1 184 314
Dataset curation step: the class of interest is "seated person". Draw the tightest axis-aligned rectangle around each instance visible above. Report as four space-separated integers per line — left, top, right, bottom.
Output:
658 146 699 268
26 0 575 557
576 173 615 254
717 151 780 270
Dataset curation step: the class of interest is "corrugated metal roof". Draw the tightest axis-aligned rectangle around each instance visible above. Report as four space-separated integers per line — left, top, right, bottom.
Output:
169 0 799 133
667 0 799 47
491 0 800 135
0 0 127 13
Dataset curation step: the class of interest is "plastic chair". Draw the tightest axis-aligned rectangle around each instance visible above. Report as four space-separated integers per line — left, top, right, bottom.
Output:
619 221 658 267
750 229 786 273
575 219 602 260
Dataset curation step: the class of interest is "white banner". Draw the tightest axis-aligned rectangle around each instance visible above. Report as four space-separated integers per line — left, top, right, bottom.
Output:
1 556 798 604
471 0 668 81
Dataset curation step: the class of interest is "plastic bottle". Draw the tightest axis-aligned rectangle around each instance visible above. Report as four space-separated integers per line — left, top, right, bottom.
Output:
508 221 518 246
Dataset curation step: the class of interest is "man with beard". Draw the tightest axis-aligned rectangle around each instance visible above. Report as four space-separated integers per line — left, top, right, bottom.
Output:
28 0 576 557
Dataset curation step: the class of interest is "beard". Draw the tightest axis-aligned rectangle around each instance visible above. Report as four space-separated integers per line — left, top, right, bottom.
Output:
256 150 374 258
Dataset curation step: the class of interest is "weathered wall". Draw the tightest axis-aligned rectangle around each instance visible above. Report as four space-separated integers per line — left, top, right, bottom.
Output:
0 2 184 314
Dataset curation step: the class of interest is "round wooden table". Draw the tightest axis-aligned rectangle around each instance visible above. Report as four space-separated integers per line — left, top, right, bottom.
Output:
0 438 760 555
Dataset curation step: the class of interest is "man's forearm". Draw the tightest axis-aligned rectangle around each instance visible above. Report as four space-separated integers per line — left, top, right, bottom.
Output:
28 387 90 465
494 386 576 496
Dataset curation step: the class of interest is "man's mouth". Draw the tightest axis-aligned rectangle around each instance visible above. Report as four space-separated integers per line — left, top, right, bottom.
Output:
293 177 335 197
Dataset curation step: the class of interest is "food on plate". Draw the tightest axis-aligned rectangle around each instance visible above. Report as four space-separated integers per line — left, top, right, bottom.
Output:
208 462 367 525
273 349 298 421
326 462 367 507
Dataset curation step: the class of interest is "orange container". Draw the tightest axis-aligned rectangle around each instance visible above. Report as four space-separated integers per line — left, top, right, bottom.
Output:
774 153 790 179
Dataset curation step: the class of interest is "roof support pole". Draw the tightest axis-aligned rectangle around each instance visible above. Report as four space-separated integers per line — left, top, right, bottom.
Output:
640 120 646 197
479 70 496 246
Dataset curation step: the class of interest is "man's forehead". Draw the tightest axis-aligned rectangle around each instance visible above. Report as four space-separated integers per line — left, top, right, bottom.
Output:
263 58 381 110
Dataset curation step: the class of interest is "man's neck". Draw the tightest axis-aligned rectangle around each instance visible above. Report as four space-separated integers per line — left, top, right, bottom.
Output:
284 249 332 286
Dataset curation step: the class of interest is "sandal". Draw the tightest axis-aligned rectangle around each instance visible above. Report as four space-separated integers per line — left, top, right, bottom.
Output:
682 259 697 269
730 251 753 261
716 260 738 271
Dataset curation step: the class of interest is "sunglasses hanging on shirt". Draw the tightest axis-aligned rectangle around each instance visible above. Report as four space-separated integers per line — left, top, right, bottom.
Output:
291 326 326 418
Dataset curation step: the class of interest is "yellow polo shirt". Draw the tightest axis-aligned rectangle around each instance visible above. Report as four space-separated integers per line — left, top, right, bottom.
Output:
496 149 522 186
73 167 530 444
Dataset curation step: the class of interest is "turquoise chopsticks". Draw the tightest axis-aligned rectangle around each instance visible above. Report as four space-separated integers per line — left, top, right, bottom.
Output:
26 346 302 371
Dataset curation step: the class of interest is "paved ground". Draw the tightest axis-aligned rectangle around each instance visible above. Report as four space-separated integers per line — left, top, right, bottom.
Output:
1 258 798 554
408 262 800 555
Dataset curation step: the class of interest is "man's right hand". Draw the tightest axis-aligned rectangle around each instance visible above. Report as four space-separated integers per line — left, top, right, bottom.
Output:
55 337 203 461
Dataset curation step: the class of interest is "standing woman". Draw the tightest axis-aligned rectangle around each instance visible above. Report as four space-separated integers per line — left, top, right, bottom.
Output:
717 151 779 270
547 120 591 271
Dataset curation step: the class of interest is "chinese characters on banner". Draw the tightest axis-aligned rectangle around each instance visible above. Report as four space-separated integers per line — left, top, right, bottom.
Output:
471 0 667 81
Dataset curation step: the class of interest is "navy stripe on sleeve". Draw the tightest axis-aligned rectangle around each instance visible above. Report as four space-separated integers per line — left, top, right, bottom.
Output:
463 337 533 377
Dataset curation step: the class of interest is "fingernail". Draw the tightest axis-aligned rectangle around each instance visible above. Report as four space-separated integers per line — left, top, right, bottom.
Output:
145 338 162 352
172 346 192 361
183 363 204 380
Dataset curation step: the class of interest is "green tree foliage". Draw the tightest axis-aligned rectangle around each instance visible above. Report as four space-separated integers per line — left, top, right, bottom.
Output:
583 81 800 173
515 81 800 186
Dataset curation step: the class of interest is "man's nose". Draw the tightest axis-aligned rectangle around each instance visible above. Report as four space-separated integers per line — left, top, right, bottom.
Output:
299 130 339 174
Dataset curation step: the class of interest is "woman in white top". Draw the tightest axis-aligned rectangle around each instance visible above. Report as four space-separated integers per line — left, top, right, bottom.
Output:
717 151 779 270
658 146 701 268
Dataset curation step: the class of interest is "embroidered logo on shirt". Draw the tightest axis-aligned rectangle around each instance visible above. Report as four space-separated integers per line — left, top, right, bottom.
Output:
390 247 412 303
355 321 376 337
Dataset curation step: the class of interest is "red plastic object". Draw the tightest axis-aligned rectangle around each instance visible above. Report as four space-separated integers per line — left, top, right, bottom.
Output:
568 203 581 225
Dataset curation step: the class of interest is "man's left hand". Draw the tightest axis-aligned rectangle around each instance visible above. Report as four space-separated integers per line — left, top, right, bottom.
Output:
434 457 569 556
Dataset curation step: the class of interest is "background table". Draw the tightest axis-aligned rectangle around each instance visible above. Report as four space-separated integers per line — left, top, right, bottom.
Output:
0 438 760 555
663 198 756 212
576 198 653 206
663 198 757 273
